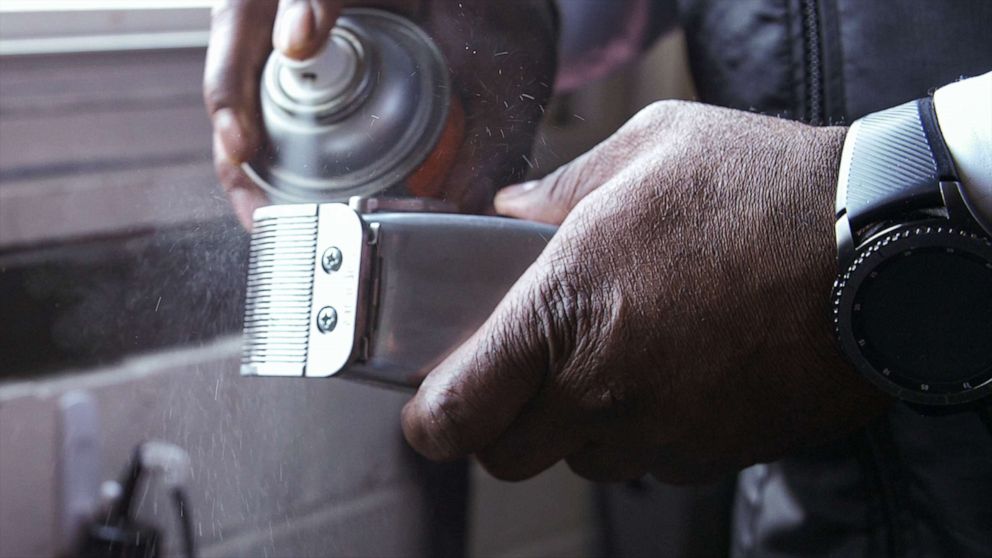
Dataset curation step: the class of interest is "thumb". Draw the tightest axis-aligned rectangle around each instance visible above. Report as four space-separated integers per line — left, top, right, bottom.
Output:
273 0 343 60
401 275 552 462
494 146 612 225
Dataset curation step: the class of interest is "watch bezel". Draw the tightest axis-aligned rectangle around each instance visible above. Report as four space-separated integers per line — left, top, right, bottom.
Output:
832 221 992 406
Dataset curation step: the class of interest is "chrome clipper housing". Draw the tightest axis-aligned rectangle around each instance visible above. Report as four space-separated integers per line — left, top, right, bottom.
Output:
241 201 556 388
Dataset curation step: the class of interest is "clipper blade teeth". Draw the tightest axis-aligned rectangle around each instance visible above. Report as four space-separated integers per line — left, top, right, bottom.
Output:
241 206 319 376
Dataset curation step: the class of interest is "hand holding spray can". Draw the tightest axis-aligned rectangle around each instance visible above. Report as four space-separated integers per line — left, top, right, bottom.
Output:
244 9 464 204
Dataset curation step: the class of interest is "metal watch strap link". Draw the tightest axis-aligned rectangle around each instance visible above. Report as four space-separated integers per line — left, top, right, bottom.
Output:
838 97 959 236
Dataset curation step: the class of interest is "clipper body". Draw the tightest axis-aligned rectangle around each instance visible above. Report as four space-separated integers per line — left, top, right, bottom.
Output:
241 203 556 388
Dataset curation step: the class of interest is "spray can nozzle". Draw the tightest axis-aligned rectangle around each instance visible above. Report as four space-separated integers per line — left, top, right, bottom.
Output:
275 29 366 111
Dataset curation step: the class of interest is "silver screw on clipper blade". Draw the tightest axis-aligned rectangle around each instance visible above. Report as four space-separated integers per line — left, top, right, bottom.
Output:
322 247 343 273
316 306 338 333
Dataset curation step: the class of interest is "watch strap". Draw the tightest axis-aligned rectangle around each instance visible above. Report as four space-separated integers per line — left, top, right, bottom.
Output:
840 97 960 233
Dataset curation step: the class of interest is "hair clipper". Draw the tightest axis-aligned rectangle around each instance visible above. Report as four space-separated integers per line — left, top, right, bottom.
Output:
240 199 556 388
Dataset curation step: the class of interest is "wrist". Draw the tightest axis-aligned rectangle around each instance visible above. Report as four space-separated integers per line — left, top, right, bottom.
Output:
803 125 859 370
801 125 850 301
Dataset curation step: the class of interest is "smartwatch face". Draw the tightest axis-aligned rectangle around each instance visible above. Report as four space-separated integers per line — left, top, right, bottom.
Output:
852 247 992 387
839 224 992 404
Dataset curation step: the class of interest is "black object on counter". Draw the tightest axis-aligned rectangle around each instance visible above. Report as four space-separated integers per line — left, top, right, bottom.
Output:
73 444 196 558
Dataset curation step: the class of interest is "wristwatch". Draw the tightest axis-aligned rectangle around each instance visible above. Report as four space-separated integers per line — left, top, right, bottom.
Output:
832 97 992 415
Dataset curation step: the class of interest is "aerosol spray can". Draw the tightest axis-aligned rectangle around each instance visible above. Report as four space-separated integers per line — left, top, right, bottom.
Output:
244 9 463 203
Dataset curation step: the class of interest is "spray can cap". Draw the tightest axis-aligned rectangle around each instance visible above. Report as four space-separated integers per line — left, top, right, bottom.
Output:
276 34 361 107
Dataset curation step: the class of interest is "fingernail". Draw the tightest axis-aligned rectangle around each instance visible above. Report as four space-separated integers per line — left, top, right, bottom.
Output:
274 2 315 58
494 181 542 215
495 180 540 203
213 108 252 162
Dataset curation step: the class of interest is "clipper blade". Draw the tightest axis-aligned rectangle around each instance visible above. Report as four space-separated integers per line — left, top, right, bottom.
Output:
241 203 367 378
241 204 319 377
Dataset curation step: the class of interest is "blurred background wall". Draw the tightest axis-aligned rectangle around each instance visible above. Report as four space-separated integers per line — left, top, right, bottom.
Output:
0 2 730 557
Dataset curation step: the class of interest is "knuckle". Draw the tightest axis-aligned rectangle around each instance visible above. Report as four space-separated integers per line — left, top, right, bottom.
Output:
637 99 688 121
201 55 234 113
532 251 639 422
204 86 246 119
202 63 241 115
202 81 230 114
619 99 695 144
530 269 582 362
575 380 635 422
534 249 607 357
478 300 547 384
